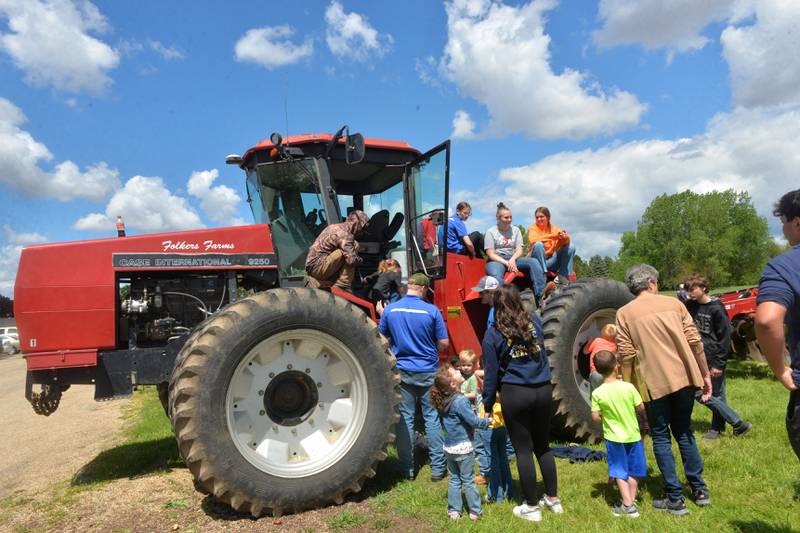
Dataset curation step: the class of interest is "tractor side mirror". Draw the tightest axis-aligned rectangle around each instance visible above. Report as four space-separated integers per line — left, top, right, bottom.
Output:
430 209 445 225
345 133 365 165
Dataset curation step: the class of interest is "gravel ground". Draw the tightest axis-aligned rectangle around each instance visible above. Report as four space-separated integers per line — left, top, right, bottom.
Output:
0 353 124 499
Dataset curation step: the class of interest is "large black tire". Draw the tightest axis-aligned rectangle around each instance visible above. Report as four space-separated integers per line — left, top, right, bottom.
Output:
540 278 633 443
168 288 399 517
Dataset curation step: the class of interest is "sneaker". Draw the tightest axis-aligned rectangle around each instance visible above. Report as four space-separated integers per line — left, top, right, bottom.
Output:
468 512 479 521
475 474 488 486
612 501 640 518
448 511 460 520
692 489 711 507
512 503 542 522
733 421 752 437
703 429 721 440
538 496 564 513
652 496 689 516
543 281 557 300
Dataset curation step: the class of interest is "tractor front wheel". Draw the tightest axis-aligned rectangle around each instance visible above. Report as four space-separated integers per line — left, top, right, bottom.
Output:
168 288 398 517
540 278 633 443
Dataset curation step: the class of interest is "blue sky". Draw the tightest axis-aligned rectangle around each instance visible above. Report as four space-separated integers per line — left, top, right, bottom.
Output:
1 0 799 296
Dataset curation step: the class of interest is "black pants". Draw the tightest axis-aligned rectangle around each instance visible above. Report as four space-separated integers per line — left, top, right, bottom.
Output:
455 231 485 258
788 389 800 460
500 382 558 505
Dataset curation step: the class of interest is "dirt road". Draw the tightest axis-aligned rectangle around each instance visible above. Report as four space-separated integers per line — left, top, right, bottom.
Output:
0 353 124 499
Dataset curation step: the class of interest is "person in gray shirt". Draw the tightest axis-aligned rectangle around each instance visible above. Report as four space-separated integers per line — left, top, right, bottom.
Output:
484 202 546 305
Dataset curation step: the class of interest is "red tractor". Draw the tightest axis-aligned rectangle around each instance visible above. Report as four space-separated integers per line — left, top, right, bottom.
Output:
15 128 631 516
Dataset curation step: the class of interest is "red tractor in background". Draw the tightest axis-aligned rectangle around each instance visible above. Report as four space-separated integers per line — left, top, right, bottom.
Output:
15 127 631 516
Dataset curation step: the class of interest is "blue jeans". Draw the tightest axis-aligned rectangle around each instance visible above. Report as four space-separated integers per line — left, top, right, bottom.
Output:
395 371 445 478
488 427 514 502
645 386 707 500
530 241 576 278
446 452 482 515
474 402 491 476
694 370 742 431
486 256 545 297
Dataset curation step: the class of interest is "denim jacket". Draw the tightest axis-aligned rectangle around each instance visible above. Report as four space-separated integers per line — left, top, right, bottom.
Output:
441 393 490 447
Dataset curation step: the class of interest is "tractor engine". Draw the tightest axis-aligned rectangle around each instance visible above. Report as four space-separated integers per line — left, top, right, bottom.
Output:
119 273 228 349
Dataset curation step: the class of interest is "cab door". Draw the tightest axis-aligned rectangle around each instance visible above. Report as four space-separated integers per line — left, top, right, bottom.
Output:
403 140 450 279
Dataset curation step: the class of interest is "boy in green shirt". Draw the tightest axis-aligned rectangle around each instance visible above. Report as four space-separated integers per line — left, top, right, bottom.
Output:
591 350 647 518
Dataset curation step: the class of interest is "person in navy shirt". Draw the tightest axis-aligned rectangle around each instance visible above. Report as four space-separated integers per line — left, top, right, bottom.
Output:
445 201 483 258
481 284 560 522
756 189 800 459
380 273 450 479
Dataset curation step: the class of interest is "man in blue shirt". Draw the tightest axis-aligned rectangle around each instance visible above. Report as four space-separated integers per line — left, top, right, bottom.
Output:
380 273 449 479
755 189 800 460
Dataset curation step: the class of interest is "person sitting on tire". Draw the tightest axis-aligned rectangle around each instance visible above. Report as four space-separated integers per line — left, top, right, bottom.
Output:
585 324 618 394
485 203 545 305
379 273 449 481
526 206 576 286
445 201 484 258
305 210 370 291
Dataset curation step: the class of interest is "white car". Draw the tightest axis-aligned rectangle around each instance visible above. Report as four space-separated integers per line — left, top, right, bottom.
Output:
1 333 19 355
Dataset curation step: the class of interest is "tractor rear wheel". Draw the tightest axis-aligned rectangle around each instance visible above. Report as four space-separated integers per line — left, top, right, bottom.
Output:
168 288 399 517
540 278 632 443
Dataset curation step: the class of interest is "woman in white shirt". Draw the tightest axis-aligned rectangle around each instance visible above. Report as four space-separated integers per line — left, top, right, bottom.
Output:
484 203 546 306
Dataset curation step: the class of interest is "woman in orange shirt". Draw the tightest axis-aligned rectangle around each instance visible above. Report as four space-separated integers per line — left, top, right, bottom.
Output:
527 206 576 284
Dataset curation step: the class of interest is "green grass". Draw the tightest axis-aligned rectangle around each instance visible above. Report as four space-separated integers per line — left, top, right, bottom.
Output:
8 365 796 532
368 359 800 532
326 509 369 530
70 387 182 487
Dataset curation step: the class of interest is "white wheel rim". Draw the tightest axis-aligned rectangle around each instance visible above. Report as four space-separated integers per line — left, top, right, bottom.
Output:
571 309 617 405
225 329 369 478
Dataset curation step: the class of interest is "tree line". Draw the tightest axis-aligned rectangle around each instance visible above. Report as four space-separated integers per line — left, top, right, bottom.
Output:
566 189 784 289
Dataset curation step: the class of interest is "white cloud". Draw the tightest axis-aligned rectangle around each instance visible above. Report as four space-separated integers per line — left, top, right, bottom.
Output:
721 1 800 108
0 225 47 297
149 40 184 60
0 0 119 94
451 110 477 140
75 175 204 233
441 0 646 140
463 105 800 257
594 1 800 108
594 0 734 57
325 1 392 61
187 169 247 226
234 25 313 69
0 97 120 201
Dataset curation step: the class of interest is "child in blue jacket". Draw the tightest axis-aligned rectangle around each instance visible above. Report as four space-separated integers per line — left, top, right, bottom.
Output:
431 364 491 521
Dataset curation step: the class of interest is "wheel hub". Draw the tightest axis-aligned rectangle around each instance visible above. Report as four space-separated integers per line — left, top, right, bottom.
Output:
264 371 318 426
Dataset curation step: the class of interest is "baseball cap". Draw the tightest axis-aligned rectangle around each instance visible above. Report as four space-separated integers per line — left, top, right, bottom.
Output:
472 275 499 292
408 273 430 288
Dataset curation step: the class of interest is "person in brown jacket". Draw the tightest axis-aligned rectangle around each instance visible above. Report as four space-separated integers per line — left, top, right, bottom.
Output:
305 210 369 290
616 264 712 516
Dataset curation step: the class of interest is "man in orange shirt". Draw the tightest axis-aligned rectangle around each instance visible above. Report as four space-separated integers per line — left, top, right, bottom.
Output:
527 206 576 286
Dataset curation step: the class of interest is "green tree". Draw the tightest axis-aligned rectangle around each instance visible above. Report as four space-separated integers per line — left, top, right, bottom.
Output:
573 254 590 278
617 189 772 288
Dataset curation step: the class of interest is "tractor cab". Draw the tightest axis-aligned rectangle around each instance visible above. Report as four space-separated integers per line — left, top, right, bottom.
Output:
232 127 450 286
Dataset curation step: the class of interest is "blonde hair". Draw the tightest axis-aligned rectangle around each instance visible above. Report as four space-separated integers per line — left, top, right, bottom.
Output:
458 349 477 365
377 258 401 273
601 323 617 339
430 364 457 412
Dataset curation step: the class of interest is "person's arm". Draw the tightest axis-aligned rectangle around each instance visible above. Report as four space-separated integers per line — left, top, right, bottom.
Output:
434 308 449 352
590 392 601 422
485 247 507 266
615 316 636 383
462 235 476 258
711 302 732 373
378 312 391 344
340 234 361 265
755 302 797 390
456 396 490 429
681 306 712 399
591 411 601 423
481 331 500 412
507 245 523 273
